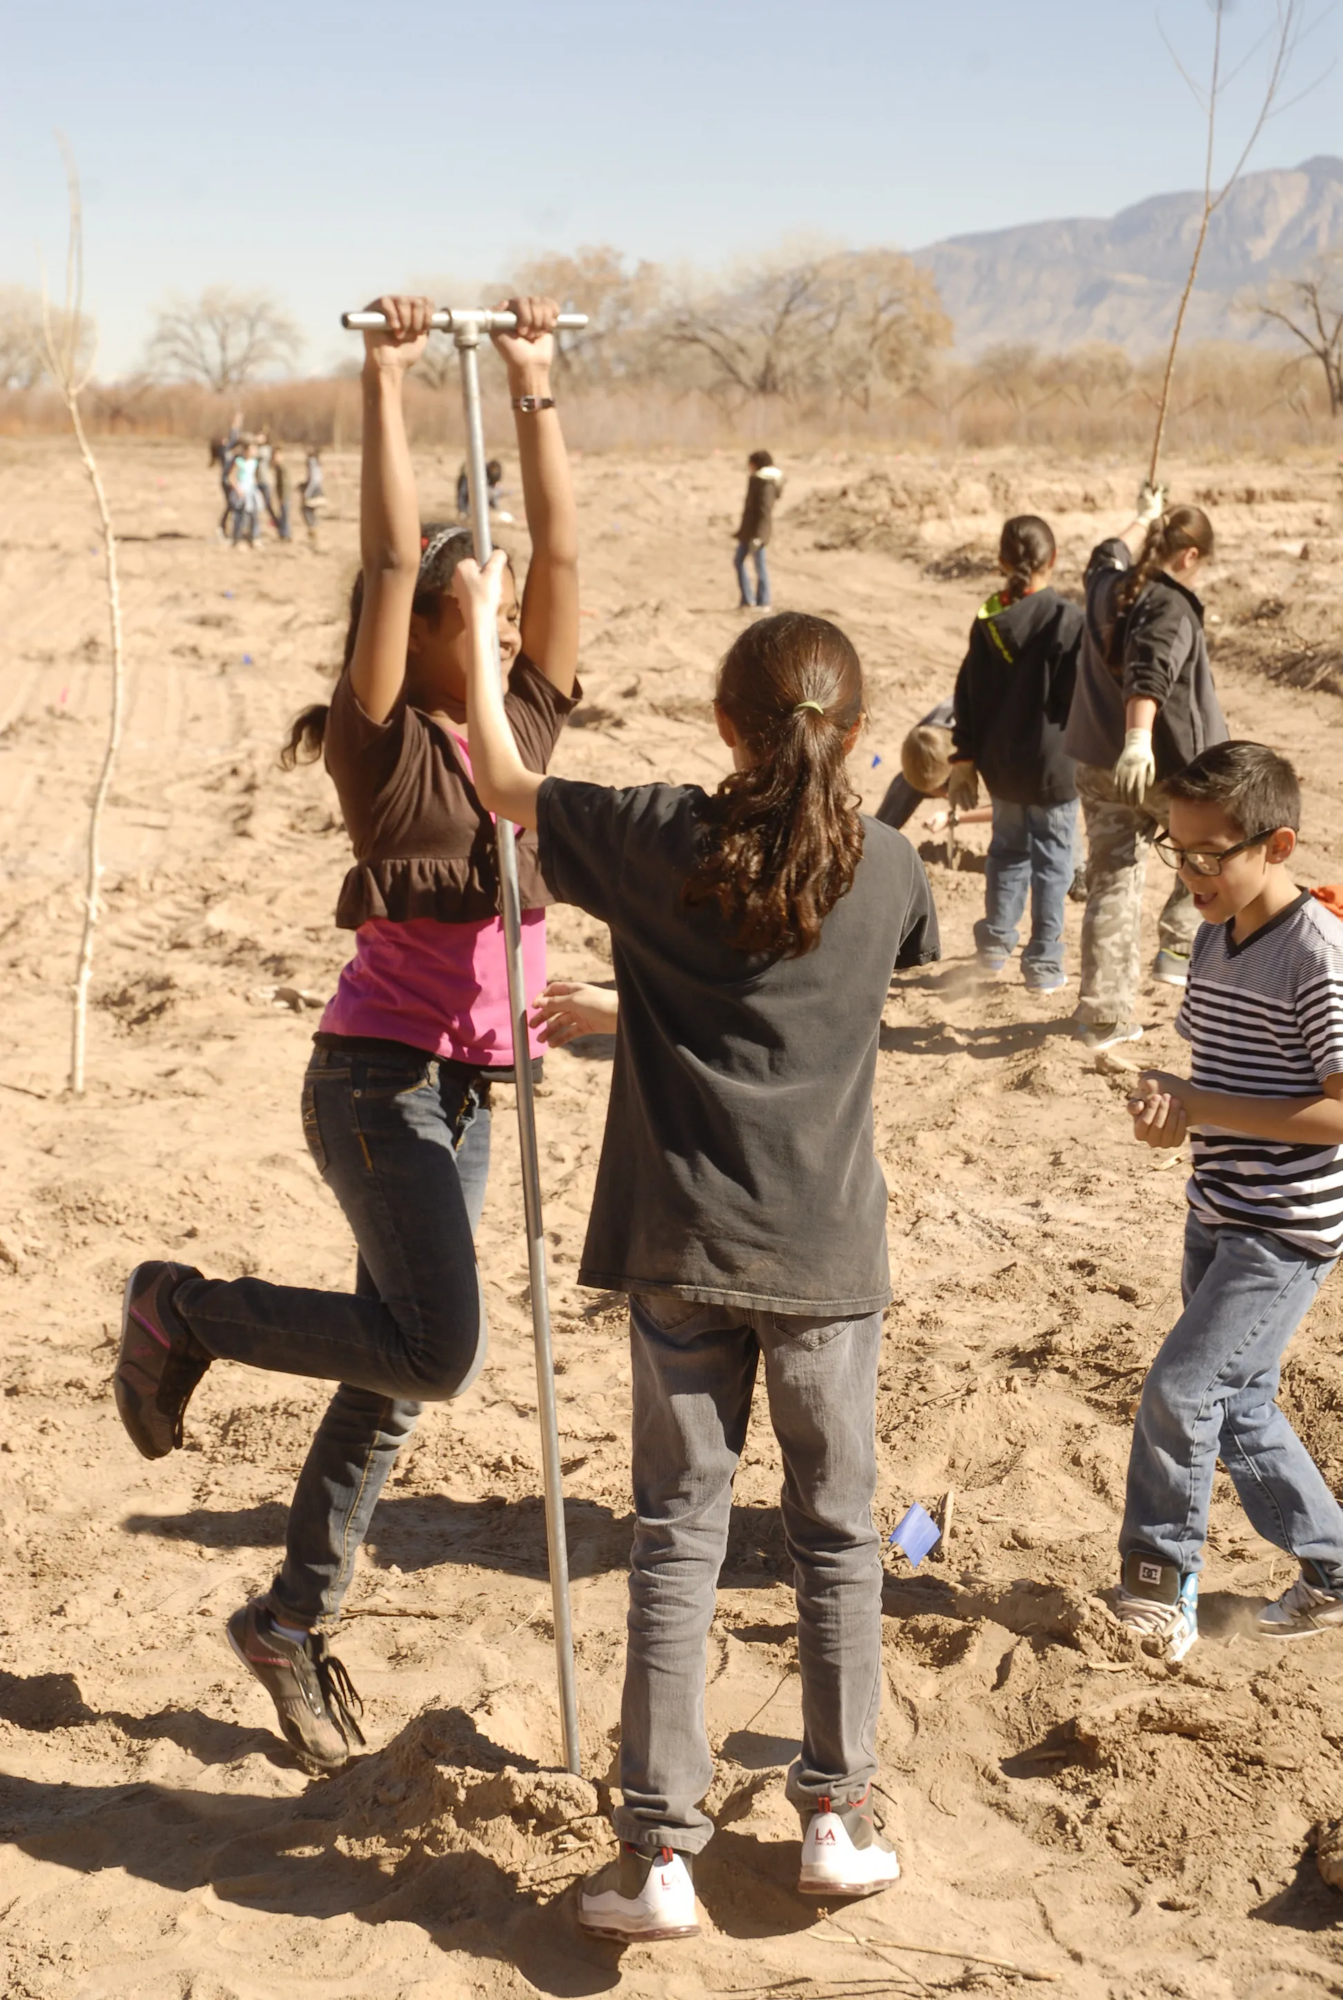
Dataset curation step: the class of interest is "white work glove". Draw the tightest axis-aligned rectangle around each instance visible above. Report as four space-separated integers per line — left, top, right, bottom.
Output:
947 762 979 814
1135 481 1167 527
1113 728 1155 806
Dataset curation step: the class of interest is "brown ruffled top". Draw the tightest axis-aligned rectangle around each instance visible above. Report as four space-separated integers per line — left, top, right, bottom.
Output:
323 656 580 930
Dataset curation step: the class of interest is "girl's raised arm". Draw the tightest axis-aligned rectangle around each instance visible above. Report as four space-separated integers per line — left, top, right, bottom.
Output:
348 295 432 724
491 297 579 696
453 552 544 830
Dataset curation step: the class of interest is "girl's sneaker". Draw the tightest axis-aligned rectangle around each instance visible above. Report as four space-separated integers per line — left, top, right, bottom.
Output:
977 951 1007 976
114 1262 211 1458
798 1789 900 1897
1257 1574 1343 1639
1154 948 1191 987
1115 1554 1198 1662
1077 1020 1144 1054
226 1599 365 1772
1024 970 1068 993
579 1845 699 1940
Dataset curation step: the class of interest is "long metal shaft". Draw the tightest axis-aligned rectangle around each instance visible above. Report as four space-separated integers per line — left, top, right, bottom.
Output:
456 331 582 1777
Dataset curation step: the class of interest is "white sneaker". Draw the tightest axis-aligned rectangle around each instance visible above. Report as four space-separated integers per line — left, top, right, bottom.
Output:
1077 1020 1144 1054
1115 1555 1199 1663
1258 1574 1343 1639
578 1844 699 1941
798 1790 900 1898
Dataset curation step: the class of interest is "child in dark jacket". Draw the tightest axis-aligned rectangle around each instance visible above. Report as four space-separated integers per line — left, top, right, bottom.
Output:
947 515 1083 991
734 450 782 608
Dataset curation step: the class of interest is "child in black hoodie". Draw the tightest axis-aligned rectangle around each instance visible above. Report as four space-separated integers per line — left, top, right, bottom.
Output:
946 515 1083 991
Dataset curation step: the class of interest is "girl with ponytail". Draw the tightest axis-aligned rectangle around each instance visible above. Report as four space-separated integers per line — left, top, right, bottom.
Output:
944 514 1083 992
454 567 938 1939
1064 487 1227 1051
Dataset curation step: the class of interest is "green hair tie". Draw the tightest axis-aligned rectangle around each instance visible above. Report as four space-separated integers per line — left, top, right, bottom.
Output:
793 701 825 716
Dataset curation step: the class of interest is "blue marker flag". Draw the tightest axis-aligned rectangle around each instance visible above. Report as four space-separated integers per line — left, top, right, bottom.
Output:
871 754 882 768
889 1502 941 1567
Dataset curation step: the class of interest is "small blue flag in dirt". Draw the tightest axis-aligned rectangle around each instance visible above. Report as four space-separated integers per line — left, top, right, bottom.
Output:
871 754 882 768
890 1502 941 1567
243 654 253 665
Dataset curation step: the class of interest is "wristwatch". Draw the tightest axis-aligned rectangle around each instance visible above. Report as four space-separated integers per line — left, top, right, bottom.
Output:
512 395 556 413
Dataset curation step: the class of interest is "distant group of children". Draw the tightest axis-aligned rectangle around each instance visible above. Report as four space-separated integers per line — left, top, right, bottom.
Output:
212 418 326 548
878 488 1226 1050
112 291 1343 1946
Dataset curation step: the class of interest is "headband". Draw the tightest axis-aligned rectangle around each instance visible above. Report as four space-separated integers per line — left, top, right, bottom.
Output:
419 526 470 574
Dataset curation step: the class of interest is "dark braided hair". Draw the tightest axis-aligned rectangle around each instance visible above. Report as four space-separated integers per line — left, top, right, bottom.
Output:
1114 504 1214 622
682 612 865 958
998 515 1056 604
281 524 511 768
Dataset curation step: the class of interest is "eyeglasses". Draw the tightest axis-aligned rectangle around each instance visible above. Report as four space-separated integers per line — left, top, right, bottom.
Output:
1152 829 1275 878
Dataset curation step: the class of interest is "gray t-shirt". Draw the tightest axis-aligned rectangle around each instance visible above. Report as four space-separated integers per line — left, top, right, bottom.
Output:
537 776 940 1313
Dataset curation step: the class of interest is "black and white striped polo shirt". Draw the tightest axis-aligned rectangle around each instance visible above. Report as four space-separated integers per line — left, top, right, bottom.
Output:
1176 891 1343 1258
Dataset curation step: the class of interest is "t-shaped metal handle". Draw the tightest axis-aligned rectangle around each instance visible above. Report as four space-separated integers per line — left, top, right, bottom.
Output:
341 307 587 340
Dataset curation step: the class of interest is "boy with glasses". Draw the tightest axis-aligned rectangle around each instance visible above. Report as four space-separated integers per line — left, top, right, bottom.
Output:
1116 740 1343 1659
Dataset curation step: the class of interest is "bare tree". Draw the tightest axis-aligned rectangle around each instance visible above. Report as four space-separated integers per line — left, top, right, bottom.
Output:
0 282 93 389
512 244 666 384
36 140 124 1096
662 248 948 408
1147 0 1315 483
145 286 302 391
1255 256 1343 414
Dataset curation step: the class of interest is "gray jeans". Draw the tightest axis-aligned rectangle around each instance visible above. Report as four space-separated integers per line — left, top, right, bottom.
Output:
615 1292 885 1855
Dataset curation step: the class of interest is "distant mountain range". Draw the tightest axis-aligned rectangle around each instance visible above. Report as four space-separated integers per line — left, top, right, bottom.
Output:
912 156 1343 356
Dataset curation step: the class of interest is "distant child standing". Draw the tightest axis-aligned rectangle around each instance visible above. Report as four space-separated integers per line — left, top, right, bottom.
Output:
1121 742 1343 1661
301 447 326 540
734 449 782 608
1065 489 1227 1051
945 516 1083 991
271 444 292 541
454 574 938 1940
229 443 261 547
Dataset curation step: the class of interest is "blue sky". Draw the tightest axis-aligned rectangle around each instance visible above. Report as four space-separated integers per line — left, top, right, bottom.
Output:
2 0 1340 377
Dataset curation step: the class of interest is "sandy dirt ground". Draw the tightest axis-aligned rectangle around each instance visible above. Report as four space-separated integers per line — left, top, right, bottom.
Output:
3 435 1343 2000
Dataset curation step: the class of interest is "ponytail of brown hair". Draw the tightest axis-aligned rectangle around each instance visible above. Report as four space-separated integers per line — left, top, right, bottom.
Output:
1114 504 1214 622
683 612 865 958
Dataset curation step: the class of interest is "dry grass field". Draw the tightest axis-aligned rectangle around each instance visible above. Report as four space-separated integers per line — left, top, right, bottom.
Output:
2 435 1343 1999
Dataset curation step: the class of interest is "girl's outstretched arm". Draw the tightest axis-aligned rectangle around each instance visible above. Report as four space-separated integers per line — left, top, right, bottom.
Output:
491 297 579 696
349 294 432 724
453 552 544 829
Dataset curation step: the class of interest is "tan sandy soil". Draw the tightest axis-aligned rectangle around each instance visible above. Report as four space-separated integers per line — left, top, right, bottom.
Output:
3 436 1343 2000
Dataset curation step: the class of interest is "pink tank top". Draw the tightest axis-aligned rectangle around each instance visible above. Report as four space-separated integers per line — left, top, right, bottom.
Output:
320 728 547 1064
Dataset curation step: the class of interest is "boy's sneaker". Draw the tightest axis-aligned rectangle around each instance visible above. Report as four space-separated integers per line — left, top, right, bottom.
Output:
1024 970 1068 993
1077 1020 1144 1054
797 1789 900 1898
977 951 1007 977
114 1262 211 1459
1115 1552 1199 1663
226 1599 366 1773
1257 1574 1343 1639
1154 948 1191 987
578 1844 699 1940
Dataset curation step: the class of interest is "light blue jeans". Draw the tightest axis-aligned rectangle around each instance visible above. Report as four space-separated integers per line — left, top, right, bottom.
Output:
1121 1213 1343 1585
734 541 771 607
614 1293 884 1855
974 796 1078 982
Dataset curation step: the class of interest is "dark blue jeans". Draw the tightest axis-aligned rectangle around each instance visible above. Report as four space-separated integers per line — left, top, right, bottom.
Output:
974 796 1077 982
175 1045 490 1628
734 541 771 607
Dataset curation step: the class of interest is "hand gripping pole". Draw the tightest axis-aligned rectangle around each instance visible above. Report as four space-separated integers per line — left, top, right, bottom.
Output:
343 303 585 1776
